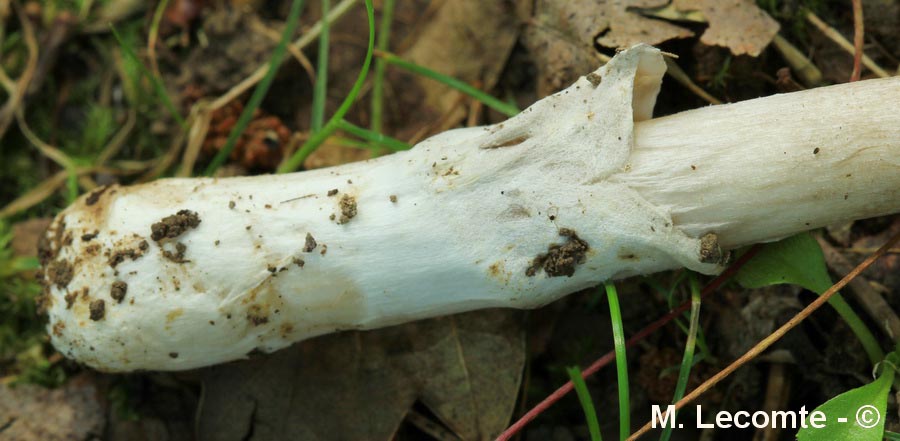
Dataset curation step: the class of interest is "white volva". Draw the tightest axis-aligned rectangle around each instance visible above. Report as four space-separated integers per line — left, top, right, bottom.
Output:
38 45 900 371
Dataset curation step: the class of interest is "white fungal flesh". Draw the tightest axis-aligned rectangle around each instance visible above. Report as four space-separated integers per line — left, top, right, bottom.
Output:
39 45 900 371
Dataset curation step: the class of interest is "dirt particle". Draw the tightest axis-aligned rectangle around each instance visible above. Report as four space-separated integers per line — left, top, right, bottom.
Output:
169 352 179 359
389 195 397 203
247 305 268 325
109 240 149 268
320 244 328 256
150 210 201 242
618 250 639 261
81 231 99 242
327 189 338 197
89 299 105 321
813 147 820 155
303 233 317 252
215 240 220 246
293 257 305 268
52 321 65 337
329 213 336 221
110 281 128 303
229 201 236 209
337 194 358 224
525 228 590 278
698 233 723 264
64 291 77 309
47 259 74 288
265 204 272 209
586 72 602 87
162 242 189 263
691 165 697 170
85 186 110 206
267 264 277 273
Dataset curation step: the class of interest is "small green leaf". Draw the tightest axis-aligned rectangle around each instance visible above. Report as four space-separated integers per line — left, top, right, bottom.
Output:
735 232 830 293
734 232 883 364
796 355 896 441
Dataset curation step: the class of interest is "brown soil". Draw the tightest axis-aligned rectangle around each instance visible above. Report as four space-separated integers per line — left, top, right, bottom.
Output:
150 210 201 242
526 228 590 278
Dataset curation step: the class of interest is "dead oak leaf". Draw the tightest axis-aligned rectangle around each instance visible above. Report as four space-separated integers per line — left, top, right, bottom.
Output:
197 309 525 441
532 0 778 56
672 0 780 56
535 0 692 52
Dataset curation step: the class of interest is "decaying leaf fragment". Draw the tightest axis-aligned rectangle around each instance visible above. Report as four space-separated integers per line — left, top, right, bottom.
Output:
197 309 524 441
529 0 778 56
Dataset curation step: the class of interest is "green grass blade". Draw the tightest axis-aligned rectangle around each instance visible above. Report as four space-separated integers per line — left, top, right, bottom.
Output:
110 26 186 129
331 136 376 150
567 366 603 441
337 119 409 151
376 50 520 117
310 0 330 131
204 0 307 176
659 273 702 441
149 0 170 59
277 0 376 173
885 431 900 440
370 0 396 136
65 168 78 204
605 282 630 440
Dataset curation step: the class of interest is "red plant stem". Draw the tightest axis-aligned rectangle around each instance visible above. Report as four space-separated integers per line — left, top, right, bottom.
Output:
496 245 762 441
850 0 864 82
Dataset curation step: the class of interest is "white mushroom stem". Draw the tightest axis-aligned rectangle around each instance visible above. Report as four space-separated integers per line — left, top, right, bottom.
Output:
39 45 900 372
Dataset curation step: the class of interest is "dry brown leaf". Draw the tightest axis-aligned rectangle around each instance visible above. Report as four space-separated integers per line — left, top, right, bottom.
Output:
532 0 692 51
672 0 780 56
0 374 105 440
402 0 519 119
196 309 525 441
528 0 777 57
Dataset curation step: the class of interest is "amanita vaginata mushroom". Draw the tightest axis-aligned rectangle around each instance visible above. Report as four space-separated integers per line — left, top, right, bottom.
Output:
38 45 900 371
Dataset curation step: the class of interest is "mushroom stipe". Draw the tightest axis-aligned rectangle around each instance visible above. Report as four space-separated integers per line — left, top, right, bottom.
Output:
38 45 900 371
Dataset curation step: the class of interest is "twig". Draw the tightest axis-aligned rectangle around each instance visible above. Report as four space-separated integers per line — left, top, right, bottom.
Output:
850 0 864 82
628 230 900 440
249 16 318 86
817 237 900 341
770 34 824 86
147 0 170 81
663 58 722 105
177 104 212 177
753 363 791 441
805 11 889 78
0 0 38 139
210 0 359 111
0 171 69 219
96 109 137 165
15 109 75 170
